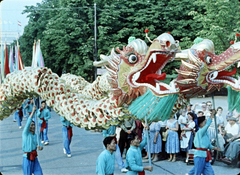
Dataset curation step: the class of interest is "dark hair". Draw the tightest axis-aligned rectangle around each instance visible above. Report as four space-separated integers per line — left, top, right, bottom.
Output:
202 102 206 104
41 101 46 104
187 112 195 120
197 111 204 114
103 137 115 148
31 121 35 125
197 116 206 125
217 107 223 111
127 132 138 145
206 101 212 105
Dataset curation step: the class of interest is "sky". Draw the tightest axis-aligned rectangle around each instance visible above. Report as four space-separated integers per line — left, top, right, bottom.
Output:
1 0 42 45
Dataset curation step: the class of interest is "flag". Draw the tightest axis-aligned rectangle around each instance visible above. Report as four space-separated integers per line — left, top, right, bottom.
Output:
32 40 37 68
17 41 24 70
15 45 18 71
37 41 44 67
1 44 5 81
18 21 21 27
4 42 10 76
9 46 14 73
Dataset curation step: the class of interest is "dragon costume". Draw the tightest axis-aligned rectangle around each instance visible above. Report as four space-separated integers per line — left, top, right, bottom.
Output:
0 34 239 129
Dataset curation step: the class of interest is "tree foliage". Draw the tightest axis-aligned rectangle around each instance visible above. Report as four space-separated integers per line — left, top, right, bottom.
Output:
16 0 239 81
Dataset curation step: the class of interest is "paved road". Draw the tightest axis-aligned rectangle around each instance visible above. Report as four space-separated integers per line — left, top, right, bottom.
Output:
0 96 240 175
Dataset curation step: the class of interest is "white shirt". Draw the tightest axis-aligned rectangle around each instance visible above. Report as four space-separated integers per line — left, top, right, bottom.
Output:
225 123 239 136
158 120 167 127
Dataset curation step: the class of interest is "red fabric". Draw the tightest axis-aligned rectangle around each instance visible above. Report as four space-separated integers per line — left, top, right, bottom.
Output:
28 101 30 104
40 118 47 132
40 108 43 112
138 170 145 175
28 112 31 115
185 121 194 132
67 126 73 141
196 148 212 162
19 108 23 117
25 150 38 161
4 43 10 76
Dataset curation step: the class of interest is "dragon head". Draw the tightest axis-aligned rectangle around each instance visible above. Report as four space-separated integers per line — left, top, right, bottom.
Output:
176 39 240 98
128 33 180 96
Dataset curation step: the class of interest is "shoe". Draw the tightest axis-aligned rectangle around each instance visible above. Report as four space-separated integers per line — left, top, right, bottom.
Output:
172 157 176 162
185 158 189 163
67 154 71 158
152 157 159 162
121 168 128 173
44 142 49 145
41 141 44 144
63 148 66 154
168 157 172 161
19 126 22 129
13 120 16 122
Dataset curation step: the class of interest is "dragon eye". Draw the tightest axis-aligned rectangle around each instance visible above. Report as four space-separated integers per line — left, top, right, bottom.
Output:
206 56 212 64
128 54 138 64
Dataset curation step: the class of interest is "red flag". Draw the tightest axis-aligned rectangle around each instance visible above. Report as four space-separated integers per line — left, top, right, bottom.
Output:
17 42 24 70
4 42 10 76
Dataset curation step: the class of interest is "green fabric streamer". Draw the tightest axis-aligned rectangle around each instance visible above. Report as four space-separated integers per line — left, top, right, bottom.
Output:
194 37 204 45
128 89 179 122
227 86 240 112
128 36 136 44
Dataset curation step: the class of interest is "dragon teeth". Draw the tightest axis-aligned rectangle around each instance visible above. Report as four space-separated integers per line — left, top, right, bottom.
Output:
133 72 140 81
151 53 157 63
238 62 240 68
156 83 160 92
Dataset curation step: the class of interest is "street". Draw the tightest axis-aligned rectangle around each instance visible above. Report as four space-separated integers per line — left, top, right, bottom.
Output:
0 96 240 175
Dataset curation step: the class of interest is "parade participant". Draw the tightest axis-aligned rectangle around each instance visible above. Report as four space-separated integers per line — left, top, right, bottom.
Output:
96 137 116 175
25 99 34 119
17 107 24 129
103 125 128 173
60 116 73 158
37 101 51 145
125 132 153 175
119 118 136 156
180 112 195 163
166 116 179 162
133 120 143 142
187 111 220 175
22 106 43 175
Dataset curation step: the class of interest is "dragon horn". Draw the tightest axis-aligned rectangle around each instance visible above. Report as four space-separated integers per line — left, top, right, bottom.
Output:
188 50 202 67
175 69 198 79
176 79 198 87
181 60 200 73
111 48 121 65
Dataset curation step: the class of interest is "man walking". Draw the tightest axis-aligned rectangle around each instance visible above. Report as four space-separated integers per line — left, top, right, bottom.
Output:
96 137 117 175
60 116 73 158
25 99 34 119
22 106 43 175
37 101 51 145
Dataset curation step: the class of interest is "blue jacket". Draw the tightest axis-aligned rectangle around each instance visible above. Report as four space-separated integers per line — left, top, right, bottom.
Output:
37 108 51 124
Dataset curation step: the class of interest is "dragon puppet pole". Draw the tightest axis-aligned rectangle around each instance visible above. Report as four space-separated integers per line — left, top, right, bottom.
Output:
145 116 152 166
211 94 220 158
33 97 40 146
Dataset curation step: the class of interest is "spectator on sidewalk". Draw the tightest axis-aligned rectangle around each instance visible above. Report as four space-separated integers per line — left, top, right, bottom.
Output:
22 106 43 175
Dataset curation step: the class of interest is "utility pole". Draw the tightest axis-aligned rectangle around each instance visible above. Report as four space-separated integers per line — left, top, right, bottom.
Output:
94 3 97 80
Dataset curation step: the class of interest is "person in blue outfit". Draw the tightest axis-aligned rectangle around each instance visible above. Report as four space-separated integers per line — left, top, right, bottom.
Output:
60 116 73 158
96 137 116 175
103 125 128 173
149 122 162 162
17 107 24 129
37 101 51 145
25 99 34 119
22 106 43 175
166 116 179 162
187 110 220 175
125 132 153 175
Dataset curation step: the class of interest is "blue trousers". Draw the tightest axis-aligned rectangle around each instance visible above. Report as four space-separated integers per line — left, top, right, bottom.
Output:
188 157 215 175
22 157 43 175
39 123 49 142
13 111 18 121
62 126 72 154
17 115 23 126
23 108 26 117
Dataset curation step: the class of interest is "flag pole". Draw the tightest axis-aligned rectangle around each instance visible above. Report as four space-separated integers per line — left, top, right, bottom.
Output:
211 93 220 159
